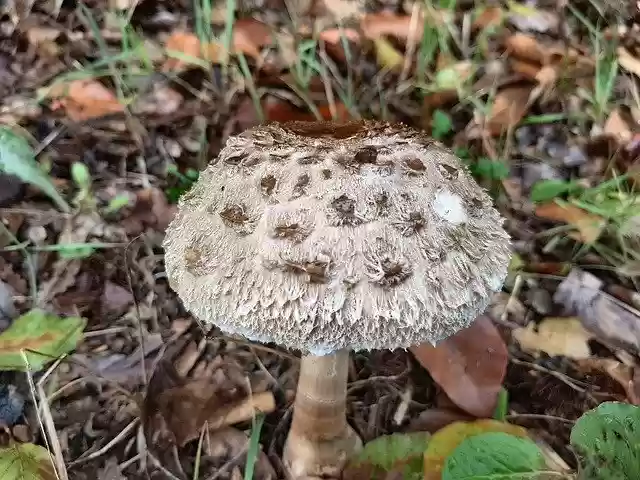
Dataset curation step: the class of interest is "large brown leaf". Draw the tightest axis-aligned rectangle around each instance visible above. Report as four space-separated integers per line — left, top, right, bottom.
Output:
410 316 508 418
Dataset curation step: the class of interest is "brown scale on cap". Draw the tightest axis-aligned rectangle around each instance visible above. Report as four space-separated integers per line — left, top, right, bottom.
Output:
163 120 512 354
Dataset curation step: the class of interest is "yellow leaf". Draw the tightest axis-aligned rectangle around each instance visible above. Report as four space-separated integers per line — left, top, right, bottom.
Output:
513 317 593 359
373 37 403 71
423 419 528 480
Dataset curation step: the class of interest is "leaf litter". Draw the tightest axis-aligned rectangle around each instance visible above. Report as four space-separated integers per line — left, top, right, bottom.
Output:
1 0 640 478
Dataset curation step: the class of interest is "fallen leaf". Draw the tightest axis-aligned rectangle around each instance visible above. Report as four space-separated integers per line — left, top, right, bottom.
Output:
472 6 504 31
232 18 273 60
410 316 508 418
162 31 223 70
513 317 593 359
617 47 640 78
505 33 547 65
534 202 606 244
423 419 528 480
554 268 640 352
373 37 404 71
361 12 430 43
576 358 640 404
344 432 430 480
0 309 86 371
144 360 276 446
318 28 360 63
486 85 534 135
47 80 124 121
0 442 56 480
162 23 272 71
604 108 634 143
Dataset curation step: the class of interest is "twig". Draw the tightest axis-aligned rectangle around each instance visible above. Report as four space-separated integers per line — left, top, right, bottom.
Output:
26 356 69 480
510 357 598 405
124 234 148 385
505 413 575 424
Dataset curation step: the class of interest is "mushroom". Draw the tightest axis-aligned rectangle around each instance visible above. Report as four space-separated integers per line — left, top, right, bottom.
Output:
163 120 512 479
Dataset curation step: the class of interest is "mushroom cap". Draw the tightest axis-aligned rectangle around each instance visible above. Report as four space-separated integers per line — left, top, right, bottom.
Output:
163 120 511 355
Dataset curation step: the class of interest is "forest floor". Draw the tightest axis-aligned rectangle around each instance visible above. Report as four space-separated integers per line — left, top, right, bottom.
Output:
0 0 640 479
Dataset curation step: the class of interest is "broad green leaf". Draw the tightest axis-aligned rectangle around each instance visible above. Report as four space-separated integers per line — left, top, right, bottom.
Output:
0 128 70 212
570 402 640 480
0 309 86 372
344 432 430 480
472 158 510 180
0 442 57 480
432 110 453 140
443 432 546 479
424 419 528 480
530 179 583 203
70 162 91 190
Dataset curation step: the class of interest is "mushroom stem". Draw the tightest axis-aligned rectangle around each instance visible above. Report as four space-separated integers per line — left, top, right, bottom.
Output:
283 350 362 479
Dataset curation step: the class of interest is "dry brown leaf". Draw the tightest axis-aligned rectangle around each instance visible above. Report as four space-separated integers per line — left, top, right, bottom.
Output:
505 33 547 65
617 46 640 78
535 202 606 244
576 358 640 404
361 12 431 43
472 6 504 31
486 85 533 136
131 83 183 116
232 18 272 60
510 59 541 80
47 80 124 121
410 316 508 418
513 317 593 359
162 23 272 71
604 108 634 143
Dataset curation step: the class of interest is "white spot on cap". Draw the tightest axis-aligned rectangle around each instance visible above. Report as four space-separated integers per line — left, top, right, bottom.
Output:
433 190 467 225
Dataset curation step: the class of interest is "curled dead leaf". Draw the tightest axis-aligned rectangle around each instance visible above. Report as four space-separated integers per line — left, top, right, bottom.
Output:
534 202 606 244
410 316 508 418
486 85 534 136
604 108 635 143
47 80 124 121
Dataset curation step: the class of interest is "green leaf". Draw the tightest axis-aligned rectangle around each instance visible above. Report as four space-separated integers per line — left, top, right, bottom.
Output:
0 442 57 480
530 179 583 203
472 158 510 180
443 432 546 479
70 162 91 190
432 110 453 139
570 402 640 480
0 309 86 372
492 388 509 421
345 432 430 479
0 128 70 213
